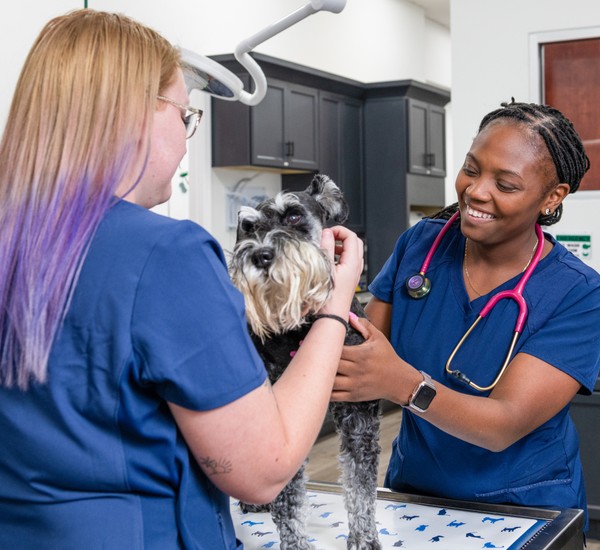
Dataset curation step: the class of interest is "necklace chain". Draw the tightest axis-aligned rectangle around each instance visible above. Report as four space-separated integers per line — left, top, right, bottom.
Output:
463 238 538 297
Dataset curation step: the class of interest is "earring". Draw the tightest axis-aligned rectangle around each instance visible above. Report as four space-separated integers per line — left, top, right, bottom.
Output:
545 208 551 215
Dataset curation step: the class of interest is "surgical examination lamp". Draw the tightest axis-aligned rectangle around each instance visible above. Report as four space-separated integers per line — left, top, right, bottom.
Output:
181 0 347 106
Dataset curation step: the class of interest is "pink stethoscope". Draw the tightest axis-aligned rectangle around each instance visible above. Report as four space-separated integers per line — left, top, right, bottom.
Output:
405 211 545 392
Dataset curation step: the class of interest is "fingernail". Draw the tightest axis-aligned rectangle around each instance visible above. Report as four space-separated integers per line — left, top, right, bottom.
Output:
349 312 358 322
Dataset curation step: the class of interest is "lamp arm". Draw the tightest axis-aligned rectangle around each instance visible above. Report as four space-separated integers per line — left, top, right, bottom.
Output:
182 0 346 106
234 0 346 105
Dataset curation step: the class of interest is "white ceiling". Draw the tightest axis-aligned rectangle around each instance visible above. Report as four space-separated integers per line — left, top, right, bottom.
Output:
410 0 450 28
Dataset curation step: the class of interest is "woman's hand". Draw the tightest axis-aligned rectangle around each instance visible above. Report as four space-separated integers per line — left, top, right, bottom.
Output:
319 226 364 317
332 315 421 404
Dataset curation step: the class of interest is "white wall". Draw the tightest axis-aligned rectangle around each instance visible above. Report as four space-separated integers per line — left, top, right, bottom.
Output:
451 0 600 272
0 1 81 130
89 0 446 85
1 0 451 250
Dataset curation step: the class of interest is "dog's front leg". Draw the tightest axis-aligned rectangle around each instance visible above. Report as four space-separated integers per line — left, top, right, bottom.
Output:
270 461 315 550
332 400 382 550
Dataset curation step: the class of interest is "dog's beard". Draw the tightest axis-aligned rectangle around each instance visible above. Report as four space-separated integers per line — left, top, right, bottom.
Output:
231 239 333 341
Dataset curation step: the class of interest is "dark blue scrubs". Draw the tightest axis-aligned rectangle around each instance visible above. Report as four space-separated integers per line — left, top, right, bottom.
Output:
371 218 600 528
0 201 267 549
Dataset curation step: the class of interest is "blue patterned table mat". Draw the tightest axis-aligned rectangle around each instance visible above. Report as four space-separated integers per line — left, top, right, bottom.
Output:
231 487 547 549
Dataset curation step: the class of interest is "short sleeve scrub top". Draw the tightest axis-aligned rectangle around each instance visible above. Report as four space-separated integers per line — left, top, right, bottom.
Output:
370 218 600 529
0 201 267 549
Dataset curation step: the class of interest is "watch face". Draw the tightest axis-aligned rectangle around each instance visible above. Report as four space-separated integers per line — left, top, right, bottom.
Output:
413 384 436 410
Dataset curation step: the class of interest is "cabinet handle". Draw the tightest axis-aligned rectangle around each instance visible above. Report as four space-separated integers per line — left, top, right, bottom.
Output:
285 141 295 157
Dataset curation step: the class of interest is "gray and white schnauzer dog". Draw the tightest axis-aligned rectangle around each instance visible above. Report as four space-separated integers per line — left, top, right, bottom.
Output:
229 174 381 550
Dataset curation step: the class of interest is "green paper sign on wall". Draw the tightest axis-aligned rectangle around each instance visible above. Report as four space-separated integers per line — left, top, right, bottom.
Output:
556 234 592 260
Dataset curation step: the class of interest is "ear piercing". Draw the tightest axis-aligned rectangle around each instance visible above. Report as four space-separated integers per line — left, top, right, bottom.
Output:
545 208 551 215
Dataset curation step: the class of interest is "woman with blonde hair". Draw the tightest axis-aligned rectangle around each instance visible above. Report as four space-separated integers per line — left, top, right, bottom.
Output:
0 10 364 549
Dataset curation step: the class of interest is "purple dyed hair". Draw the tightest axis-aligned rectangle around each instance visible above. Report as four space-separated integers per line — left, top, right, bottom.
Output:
0 10 180 388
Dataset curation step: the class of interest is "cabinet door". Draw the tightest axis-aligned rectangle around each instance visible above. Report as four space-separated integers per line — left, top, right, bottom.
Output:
319 92 364 231
408 99 429 175
427 104 446 177
340 99 364 231
318 93 341 180
251 80 286 167
407 99 446 177
285 82 319 171
251 79 318 170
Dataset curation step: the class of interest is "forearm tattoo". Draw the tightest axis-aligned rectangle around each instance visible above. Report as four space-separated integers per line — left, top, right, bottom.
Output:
199 380 272 477
199 456 233 476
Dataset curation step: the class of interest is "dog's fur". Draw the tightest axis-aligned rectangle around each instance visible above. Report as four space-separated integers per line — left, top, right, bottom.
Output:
229 174 381 550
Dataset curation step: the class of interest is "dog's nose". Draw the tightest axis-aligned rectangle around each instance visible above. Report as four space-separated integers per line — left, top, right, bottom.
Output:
251 248 274 269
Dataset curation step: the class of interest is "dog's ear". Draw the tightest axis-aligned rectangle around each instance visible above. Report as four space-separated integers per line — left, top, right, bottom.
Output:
305 174 349 226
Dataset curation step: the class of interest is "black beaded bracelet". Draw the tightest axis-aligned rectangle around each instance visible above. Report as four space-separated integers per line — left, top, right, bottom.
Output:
311 313 349 331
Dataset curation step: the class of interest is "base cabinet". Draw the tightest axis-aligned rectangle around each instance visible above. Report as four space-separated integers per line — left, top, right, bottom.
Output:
570 388 600 538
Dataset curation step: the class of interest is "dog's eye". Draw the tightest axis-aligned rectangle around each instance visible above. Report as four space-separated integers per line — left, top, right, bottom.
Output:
285 213 302 225
240 219 254 233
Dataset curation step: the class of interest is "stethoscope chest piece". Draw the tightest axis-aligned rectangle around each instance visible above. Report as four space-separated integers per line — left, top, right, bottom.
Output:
406 273 431 299
405 211 460 300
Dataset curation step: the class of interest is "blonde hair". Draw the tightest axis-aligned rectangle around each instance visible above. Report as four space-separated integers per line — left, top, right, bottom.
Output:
0 9 180 388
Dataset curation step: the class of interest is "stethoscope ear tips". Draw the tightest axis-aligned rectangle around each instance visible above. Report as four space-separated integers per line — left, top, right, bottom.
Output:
406 273 431 299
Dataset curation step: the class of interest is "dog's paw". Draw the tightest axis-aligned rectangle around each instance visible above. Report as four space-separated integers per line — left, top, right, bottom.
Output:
346 535 381 550
280 540 315 550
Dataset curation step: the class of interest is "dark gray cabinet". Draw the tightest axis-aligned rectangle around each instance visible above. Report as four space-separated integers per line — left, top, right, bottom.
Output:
363 82 450 281
212 76 319 171
251 79 319 171
318 92 364 232
408 99 446 177
208 55 450 281
570 385 600 539
282 91 365 233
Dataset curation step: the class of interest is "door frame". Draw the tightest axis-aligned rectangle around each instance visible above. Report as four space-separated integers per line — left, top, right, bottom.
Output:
529 26 600 198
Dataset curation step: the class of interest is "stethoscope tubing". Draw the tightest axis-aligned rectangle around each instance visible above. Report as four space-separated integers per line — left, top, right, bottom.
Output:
413 212 544 392
417 211 460 276
476 223 544 334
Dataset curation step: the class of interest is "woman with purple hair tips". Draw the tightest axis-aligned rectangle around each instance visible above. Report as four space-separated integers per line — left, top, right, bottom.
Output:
0 9 364 549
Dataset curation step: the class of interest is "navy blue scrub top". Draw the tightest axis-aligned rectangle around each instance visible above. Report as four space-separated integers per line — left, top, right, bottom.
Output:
371 218 600 528
0 200 267 549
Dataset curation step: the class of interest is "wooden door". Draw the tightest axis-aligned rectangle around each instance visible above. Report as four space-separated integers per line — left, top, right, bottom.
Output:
543 38 600 191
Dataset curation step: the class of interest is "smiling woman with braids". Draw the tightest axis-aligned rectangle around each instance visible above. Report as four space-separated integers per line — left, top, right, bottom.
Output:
334 100 600 531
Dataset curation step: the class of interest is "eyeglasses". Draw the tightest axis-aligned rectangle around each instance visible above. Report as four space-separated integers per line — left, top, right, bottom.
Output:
157 95 203 139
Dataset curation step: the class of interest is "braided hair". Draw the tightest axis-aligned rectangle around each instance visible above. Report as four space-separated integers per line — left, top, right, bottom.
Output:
432 100 590 226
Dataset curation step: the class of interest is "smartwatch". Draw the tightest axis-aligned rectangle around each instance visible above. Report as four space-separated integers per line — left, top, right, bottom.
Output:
406 371 437 413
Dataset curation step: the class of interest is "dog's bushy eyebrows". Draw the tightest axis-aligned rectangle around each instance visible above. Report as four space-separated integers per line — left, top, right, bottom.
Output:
271 191 326 221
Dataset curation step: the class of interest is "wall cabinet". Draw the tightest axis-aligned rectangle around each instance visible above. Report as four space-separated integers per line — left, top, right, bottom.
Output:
209 55 450 279
408 99 446 177
212 75 319 172
251 79 319 171
281 92 364 233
